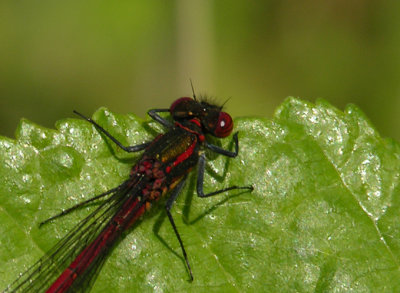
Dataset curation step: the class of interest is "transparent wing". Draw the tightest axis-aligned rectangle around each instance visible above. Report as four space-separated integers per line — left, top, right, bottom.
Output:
4 178 144 293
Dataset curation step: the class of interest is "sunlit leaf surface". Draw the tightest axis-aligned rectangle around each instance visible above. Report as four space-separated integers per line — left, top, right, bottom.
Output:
1 98 400 292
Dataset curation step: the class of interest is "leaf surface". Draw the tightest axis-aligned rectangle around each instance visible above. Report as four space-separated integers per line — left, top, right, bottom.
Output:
1 98 400 292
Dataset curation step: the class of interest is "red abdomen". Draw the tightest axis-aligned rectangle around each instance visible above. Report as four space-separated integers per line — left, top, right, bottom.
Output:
46 196 146 293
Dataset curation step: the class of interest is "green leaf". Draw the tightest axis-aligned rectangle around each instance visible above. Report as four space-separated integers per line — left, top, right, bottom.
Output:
1 98 400 292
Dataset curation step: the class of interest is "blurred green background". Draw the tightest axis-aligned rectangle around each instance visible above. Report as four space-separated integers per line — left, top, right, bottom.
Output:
1 1 400 140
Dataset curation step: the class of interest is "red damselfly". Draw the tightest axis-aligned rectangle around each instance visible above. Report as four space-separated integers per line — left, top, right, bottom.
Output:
4 92 253 292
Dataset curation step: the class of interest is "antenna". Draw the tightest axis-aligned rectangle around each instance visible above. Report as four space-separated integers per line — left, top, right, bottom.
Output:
221 97 231 109
189 79 197 101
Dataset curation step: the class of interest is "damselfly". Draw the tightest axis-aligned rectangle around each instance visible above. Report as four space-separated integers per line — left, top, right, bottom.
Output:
4 93 253 292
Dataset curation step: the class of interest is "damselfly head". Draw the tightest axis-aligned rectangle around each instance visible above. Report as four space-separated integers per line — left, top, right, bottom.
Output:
169 97 233 138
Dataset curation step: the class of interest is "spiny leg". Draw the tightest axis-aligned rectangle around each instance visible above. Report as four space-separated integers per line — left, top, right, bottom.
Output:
196 153 253 198
163 176 194 281
40 180 130 227
73 111 150 152
147 108 173 128
205 132 239 158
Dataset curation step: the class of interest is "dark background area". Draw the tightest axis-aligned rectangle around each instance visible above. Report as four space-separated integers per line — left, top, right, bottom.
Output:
1 1 400 140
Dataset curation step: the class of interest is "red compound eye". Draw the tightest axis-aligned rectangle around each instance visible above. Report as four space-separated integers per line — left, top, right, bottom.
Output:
214 112 233 137
169 97 193 116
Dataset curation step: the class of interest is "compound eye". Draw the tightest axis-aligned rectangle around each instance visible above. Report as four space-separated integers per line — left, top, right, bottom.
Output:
170 97 194 118
214 112 233 137
170 97 193 113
